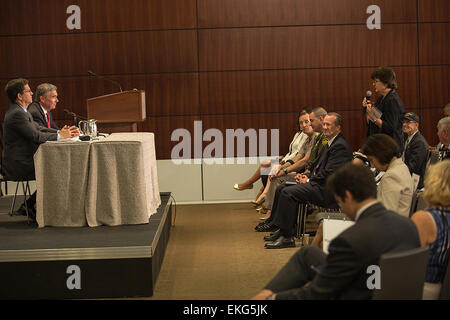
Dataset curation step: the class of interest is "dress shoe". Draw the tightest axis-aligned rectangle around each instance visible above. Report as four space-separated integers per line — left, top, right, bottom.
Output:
251 195 266 206
255 220 268 230
256 206 268 215
259 210 271 220
264 236 295 249
233 183 253 191
264 229 281 241
255 222 278 232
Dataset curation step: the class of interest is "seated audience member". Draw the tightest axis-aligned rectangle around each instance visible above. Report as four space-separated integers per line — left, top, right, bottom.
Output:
361 134 414 217
272 107 328 178
259 113 353 249
312 134 414 249
3 78 79 221
411 160 450 300
257 107 327 220
233 109 312 192
27 83 60 129
259 107 327 219
436 117 450 161
256 110 317 212
259 110 319 219
252 163 420 300
444 103 450 117
401 112 429 189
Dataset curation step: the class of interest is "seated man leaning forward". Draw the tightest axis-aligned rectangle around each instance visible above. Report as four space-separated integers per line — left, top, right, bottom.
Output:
252 163 420 300
259 112 353 248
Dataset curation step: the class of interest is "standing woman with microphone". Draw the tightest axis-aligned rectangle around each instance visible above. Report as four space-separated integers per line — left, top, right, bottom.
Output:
362 66 405 157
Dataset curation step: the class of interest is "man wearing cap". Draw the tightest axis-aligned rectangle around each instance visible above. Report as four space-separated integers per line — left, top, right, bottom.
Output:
402 112 429 190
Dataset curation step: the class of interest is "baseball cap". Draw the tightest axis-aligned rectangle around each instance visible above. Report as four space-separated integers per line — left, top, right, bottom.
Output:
404 112 419 122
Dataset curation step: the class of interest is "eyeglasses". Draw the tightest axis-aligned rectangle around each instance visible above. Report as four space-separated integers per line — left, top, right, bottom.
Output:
22 89 32 94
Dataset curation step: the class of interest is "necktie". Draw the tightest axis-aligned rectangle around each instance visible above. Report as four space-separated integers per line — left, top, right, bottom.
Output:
313 143 329 176
46 112 51 128
402 138 410 161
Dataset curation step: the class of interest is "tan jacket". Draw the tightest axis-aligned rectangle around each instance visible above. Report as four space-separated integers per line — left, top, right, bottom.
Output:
377 158 414 217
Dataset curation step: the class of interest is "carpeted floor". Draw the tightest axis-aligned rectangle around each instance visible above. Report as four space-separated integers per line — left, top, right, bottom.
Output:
0 194 311 300
148 202 303 300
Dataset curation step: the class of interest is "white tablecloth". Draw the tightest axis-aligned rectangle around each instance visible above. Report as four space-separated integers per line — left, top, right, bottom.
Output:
34 133 161 228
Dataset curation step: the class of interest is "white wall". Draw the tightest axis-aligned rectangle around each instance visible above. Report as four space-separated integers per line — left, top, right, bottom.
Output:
157 157 268 204
2 158 269 205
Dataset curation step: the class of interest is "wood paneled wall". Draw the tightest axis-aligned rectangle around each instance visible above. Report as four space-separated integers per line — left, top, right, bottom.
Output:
1 0 449 159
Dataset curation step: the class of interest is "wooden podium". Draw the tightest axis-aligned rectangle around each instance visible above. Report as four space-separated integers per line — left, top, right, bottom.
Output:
86 90 146 133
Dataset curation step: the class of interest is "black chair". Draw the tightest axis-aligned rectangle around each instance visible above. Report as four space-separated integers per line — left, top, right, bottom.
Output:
372 246 429 300
8 179 32 219
439 260 450 300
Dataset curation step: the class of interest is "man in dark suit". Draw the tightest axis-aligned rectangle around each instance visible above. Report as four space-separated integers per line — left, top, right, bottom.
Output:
27 83 60 130
401 112 429 189
262 112 353 249
252 163 420 300
436 117 450 161
3 78 78 220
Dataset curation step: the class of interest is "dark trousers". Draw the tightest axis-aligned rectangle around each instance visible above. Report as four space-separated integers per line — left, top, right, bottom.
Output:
265 245 326 293
26 191 36 208
270 182 336 237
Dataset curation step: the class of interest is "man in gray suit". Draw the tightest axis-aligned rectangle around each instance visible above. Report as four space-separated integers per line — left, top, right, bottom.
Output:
3 78 78 220
252 163 420 300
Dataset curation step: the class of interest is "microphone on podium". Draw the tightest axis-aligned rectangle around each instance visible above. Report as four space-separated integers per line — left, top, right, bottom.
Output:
64 109 86 126
87 70 123 92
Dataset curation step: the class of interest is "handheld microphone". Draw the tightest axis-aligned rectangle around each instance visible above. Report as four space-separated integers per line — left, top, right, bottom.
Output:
87 70 123 92
363 90 372 114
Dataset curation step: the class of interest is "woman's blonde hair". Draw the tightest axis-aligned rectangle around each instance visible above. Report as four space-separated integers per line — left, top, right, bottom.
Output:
423 160 450 208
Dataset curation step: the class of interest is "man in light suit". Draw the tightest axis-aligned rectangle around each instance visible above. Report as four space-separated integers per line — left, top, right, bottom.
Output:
401 112 429 189
252 163 420 300
262 112 353 249
3 78 78 220
27 83 60 130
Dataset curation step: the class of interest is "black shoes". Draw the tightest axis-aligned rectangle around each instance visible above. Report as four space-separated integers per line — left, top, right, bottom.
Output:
255 221 278 232
264 235 295 249
264 229 281 241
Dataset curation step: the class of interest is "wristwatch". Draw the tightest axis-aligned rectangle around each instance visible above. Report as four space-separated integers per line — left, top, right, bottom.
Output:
283 168 288 175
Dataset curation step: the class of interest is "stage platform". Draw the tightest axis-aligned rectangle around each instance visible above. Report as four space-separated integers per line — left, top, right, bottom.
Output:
0 192 173 299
